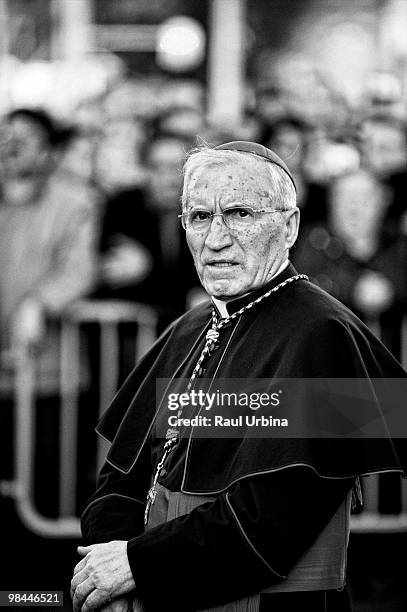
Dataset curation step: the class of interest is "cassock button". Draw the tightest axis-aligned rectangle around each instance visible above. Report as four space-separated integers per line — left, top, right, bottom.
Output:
198 367 206 376
160 468 167 477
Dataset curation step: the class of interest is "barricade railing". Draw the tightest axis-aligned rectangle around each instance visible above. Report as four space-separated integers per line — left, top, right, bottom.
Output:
0 306 406 537
350 315 407 532
0 299 158 538
351 475 407 532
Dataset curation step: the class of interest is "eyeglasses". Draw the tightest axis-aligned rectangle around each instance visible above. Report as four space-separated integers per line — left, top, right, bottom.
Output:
178 206 289 232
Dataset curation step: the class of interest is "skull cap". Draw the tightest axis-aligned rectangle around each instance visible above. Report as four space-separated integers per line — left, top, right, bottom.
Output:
214 140 296 191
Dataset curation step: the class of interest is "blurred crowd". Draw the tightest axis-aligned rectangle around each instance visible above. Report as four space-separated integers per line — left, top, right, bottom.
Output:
0 72 406 390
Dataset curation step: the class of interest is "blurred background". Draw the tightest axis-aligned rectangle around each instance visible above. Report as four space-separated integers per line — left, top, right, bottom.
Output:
0 0 406 610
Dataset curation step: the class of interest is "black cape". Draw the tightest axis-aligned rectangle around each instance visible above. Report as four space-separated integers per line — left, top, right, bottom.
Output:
97 263 407 491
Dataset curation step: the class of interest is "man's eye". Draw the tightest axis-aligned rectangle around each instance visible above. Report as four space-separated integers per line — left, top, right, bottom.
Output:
190 211 211 222
226 207 254 220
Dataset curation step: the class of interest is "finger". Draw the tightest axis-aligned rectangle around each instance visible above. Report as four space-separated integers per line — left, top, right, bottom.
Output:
81 588 112 612
70 568 89 600
78 545 94 556
72 576 94 612
73 555 89 576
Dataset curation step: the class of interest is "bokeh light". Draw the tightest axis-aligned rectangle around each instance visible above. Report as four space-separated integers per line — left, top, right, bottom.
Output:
156 16 206 72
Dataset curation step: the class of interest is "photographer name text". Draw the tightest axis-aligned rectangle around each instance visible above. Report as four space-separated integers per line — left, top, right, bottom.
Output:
168 415 288 428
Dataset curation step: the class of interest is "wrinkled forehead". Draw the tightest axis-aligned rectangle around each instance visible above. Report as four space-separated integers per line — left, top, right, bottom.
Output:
184 157 273 205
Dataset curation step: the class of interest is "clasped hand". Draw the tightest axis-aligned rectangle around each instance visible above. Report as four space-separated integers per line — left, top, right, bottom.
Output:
71 541 135 611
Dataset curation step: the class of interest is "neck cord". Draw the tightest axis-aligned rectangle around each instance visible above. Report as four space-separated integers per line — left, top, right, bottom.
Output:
144 273 308 523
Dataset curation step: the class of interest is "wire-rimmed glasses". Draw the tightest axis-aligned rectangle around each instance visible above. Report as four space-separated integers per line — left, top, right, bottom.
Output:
178 205 289 232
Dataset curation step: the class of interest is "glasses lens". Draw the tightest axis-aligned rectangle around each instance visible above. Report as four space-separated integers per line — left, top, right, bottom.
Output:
224 207 256 231
183 207 258 231
188 210 212 230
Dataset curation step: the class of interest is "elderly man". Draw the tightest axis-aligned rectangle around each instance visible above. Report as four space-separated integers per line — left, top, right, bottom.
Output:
71 142 406 612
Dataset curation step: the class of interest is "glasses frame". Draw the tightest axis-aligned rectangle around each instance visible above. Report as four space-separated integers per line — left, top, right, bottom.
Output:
178 205 291 232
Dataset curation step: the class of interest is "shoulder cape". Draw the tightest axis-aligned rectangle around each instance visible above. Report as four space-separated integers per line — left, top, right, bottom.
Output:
96 264 407 492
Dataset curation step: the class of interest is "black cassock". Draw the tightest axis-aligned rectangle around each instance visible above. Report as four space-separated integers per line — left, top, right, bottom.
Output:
81 263 406 611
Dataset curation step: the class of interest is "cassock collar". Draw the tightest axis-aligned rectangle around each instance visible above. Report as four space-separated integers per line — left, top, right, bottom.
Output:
212 260 296 317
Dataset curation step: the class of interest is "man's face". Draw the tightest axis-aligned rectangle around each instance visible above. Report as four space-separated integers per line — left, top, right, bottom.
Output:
330 172 388 240
363 122 407 177
1 117 50 177
184 161 298 300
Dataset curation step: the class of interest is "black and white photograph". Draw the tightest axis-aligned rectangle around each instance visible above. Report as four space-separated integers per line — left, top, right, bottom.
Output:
0 1 407 610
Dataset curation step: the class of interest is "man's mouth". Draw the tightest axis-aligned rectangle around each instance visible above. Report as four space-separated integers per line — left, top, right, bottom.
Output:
205 261 238 267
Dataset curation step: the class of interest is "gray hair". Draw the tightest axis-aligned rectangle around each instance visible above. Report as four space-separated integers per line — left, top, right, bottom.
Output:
181 146 297 211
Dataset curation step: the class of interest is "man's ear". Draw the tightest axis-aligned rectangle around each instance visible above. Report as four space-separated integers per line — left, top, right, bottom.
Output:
284 207 300 250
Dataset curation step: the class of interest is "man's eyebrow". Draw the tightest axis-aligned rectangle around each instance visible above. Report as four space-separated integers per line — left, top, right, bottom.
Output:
186 199 259 210
185 200 210 209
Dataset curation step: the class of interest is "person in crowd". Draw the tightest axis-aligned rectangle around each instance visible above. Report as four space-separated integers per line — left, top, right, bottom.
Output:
0 108 97 365
254 85 287 128
361 115 407 180
150 105 205 141
71 142 406 612
293 168 407 358
259 116 328 228
360 115 407 240
0 107 97 512
95 131 202 328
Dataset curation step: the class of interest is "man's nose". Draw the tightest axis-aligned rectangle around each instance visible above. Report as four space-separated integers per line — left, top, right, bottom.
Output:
204 215 233 250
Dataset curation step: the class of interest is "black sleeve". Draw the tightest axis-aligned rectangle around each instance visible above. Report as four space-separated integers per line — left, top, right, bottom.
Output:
80 443 152 545
127 468 353 611
80 325 178 544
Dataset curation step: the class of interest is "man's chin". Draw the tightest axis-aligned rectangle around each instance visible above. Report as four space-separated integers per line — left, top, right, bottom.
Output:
204 280 244 301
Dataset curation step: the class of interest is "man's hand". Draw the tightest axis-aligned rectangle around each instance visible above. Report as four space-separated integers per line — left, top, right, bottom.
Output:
101 238 152 287
71 541 135 611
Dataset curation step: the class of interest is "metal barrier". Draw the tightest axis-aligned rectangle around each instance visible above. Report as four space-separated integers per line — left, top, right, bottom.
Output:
1 305 406 537
0 299 158 538
350 315 407 532
351 475 407 533
58 300 157 515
